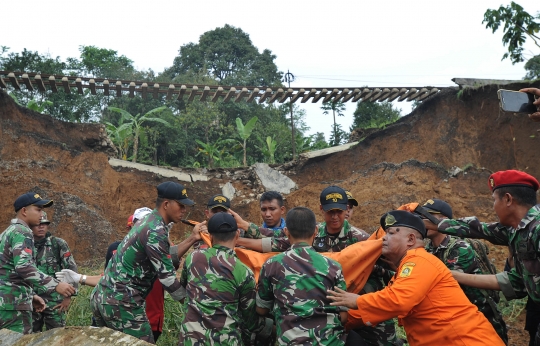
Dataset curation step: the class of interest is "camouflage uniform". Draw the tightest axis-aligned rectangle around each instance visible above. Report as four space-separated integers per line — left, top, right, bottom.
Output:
257 242 347 345
179 244 270 345
270 221 398 346
0 219 59 334
90 210 185 343
438 206 540 303
243 218 286 239
32 232 78 332
425 235 508 344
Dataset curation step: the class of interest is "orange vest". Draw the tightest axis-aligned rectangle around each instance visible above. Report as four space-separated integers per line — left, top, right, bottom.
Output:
347 248 505 346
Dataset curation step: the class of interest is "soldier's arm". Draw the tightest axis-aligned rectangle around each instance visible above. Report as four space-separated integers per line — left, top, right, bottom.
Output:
453 268 528 300
57 238 78 272
255 263 274 316
236 237 264 252
436 218 509 245
270 236 290 252
11 230 58 295
144 228 185 301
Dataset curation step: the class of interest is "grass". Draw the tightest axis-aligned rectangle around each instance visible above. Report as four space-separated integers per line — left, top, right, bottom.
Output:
64 264 185 346
498 295 527 322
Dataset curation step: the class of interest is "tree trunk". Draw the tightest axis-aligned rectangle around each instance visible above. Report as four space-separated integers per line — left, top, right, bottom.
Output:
132 130 139 163
243 140 247 167
333 109 337 146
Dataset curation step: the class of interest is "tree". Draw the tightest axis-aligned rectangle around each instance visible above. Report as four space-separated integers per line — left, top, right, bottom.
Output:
328 124 348 147
104 119 132 160
235 116 258 166
309 132 329 151
164 24 282 86
195 139 224 168
351 101 401 130
76 45 137 79
483 2 540 64
256 136 278 164
321 101 346 147
107 106 170 163
524 54 540 79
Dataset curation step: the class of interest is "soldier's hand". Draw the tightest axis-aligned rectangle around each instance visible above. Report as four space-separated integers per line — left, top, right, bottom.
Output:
32 295 46 313
228 209 250 230
55 282 76 297
56 269 81 285
53 297 71 313
518 88 540 121
192 221 207 240
327 287 359 309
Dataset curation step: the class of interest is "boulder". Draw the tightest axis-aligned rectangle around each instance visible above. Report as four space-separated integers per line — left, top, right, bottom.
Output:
253 163 297 194
0 326 151 346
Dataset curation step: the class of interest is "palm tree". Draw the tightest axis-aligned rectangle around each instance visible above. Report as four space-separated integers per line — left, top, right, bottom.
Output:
321 101 346 147
107 106 170 163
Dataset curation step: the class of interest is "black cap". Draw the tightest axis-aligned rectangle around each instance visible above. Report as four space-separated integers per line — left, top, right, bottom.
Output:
157 182 195 206
207 194 231 210
422 199 453 219
14 192 53 212
345 190 358 206
320 186 348 211
208 213 238 233
380 210 427 238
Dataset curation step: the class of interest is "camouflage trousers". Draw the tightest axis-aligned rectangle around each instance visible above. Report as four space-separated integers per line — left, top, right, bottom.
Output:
354 319 401 346
32 298 66 332
90 291 154 343
0 310 33 334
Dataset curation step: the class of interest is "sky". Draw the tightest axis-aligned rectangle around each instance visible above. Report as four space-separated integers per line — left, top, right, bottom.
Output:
3 0 539 139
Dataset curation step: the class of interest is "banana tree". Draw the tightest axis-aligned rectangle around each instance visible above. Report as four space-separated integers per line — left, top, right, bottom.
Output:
104 120 132 160
195 139 223 168
107 106 170 163
235 116 258 166
256 136 278 164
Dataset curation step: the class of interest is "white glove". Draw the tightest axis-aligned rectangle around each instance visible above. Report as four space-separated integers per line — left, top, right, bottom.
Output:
56 269 81 285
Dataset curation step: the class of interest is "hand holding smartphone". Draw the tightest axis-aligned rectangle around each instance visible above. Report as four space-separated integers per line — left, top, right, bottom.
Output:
497 89 538 113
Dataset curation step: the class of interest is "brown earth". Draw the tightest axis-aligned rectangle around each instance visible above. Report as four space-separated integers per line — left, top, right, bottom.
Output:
1 80 540 345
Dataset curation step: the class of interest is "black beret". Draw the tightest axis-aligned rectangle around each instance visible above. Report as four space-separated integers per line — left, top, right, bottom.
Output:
380 210 427 238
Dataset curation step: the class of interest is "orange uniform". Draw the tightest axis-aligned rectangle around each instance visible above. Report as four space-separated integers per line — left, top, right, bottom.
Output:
347 248 505 346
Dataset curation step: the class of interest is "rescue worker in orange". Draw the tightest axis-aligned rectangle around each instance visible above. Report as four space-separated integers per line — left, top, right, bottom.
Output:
327 210 505 346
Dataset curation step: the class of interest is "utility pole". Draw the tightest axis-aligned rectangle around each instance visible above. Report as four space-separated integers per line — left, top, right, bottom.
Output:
283 70 296 160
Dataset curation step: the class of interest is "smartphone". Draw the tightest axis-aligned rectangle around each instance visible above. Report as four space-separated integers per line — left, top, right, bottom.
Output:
497 89 537 113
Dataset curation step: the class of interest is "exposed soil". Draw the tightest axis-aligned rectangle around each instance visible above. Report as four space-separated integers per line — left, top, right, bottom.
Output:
1 81 540 344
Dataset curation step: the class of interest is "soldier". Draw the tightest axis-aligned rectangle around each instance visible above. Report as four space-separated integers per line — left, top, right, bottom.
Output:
236 191 286 240
327 210 505 346
232 186 398 345
426 170 540 345
0 192 75 334
421 199 508 344
89 181 206 343
178 212 272 345
345 190 358 220
256 207 349 345
31 211 78 332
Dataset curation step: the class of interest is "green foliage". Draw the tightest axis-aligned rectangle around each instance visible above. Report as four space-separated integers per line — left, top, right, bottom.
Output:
108 106 170 163
483 2 540 64
321 101 347 147
256 136 278 164
76 45 136 79
524 54 540 80
498 296 527 322
195 139 225 168
235 116 258 166
328 123 348 147
309 132 330 151
351 101 401 131
164 24 282 86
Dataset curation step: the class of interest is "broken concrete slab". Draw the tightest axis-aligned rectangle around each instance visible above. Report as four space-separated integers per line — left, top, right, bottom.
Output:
222 182 236 200
0 326 151 346
109 158 208 182
253 163 297 194
300 142 358 159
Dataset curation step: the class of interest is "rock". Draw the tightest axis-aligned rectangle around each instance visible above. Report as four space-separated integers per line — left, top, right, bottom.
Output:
253 163 297 194
222 182 235 200
0 327 151 346
449 166 462 177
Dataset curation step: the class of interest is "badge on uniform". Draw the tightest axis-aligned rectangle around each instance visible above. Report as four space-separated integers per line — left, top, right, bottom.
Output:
399 262 415 277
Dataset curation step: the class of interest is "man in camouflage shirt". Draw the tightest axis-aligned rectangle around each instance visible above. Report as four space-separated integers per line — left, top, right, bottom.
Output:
31 211 78 332
233 186 398 345
90 181 206 343
179 212 272 345
425 170 540 345
256 206 348 345
0 192 75 334
422 199 508 344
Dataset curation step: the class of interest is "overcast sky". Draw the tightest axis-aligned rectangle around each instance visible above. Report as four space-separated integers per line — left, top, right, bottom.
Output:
3 0 539 139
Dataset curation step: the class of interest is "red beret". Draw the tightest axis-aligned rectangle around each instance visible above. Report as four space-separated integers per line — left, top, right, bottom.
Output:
488 170 540 192
127 214 134 227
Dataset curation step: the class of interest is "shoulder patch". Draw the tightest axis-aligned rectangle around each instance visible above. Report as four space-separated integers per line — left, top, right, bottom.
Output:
399 263 415 277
